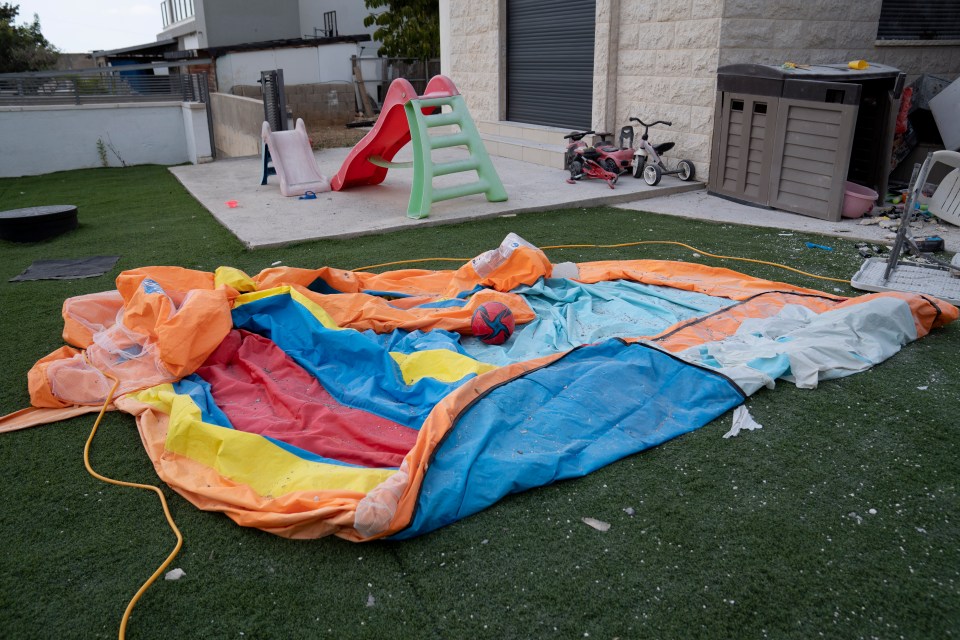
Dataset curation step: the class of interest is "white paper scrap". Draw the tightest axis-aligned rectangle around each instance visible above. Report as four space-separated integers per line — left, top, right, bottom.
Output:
723 405 763 439
164 568 186 581
581 517 611 532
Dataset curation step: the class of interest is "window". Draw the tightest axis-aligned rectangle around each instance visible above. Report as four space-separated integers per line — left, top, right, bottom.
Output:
877 0 960 40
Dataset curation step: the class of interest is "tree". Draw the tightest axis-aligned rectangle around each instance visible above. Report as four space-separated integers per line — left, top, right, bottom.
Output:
363 0 439 60
0 3 59 73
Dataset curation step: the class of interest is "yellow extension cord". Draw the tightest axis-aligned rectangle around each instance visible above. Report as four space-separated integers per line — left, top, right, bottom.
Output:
352 239 852 284
84 374 183 640
84 236 845 638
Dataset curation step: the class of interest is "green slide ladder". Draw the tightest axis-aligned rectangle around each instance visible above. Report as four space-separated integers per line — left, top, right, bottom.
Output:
399 93 508 219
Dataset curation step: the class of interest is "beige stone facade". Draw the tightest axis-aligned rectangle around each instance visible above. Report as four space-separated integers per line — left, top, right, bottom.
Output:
440 0 960 179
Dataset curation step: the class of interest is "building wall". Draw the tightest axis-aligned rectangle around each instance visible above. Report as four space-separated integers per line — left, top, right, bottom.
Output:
441 0 722 170
614 0 722 176
717 0 960 82
444 0 500 122
442 0 960 175
0 102 208 177
298 0 377 41
214 43 360 94
202 0 301 48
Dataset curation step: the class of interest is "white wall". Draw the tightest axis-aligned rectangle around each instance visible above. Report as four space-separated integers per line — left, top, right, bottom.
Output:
182 102 214 164
209 92 263 157
214 42 362 93
0 102 210 177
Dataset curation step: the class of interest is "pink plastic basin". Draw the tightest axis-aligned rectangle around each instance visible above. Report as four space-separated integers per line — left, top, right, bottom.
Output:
842 181 878 219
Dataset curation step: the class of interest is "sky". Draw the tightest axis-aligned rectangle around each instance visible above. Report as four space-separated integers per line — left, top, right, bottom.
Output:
12 1 161 53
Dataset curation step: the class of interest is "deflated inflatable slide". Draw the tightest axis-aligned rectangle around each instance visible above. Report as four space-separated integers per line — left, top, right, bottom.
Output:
3 234 956 541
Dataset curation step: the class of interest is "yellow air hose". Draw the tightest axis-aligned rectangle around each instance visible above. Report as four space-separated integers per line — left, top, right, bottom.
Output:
83 372 183 640
354 239 852 284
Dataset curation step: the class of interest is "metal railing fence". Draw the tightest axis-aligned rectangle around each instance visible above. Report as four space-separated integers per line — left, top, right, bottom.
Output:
0 71 210 106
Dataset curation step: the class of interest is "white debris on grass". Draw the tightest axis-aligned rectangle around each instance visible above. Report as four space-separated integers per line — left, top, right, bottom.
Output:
164 568 186 581
917 385 928 390
723 405 763 438
581 517 611 532
366 594 376 607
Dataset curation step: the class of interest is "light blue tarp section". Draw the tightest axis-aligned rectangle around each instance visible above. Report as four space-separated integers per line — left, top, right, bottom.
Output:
679 297 920 393
461 278 733 366
391 339 745 539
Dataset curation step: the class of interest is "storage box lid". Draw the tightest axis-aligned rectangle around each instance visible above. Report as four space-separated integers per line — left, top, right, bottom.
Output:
718 63 903 97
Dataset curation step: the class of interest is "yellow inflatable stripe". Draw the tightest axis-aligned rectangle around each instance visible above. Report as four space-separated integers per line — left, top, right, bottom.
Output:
390 349 498 385
214 266 257 292
233 286 341 330
136 385 394 497
136 383 178 411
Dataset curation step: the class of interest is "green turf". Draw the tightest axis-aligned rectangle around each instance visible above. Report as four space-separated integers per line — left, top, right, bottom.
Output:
0 166 957 639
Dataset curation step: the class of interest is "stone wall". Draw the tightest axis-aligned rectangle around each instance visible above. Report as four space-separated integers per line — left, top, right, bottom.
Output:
615 0 722 177
717 0 960 83
444 0 500 122
441 0 960 177
442 0 724 172
232 82 357 126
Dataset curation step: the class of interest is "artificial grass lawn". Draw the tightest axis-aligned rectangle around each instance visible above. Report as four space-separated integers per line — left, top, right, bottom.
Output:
0 165 957 639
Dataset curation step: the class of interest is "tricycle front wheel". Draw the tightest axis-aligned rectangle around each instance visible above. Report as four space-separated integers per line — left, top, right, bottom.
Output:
642 164 662 186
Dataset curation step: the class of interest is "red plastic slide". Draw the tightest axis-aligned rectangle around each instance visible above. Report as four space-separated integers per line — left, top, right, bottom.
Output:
331 76 459 191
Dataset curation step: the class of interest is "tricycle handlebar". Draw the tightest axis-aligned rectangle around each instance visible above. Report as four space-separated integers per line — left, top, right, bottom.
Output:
629 118 672 128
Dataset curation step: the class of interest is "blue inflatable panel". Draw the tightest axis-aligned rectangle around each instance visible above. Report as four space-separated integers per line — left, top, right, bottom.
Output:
392 339 745 539
231 292 471 428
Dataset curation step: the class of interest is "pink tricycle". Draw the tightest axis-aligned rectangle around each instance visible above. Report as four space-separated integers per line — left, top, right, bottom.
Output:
629 118 696 186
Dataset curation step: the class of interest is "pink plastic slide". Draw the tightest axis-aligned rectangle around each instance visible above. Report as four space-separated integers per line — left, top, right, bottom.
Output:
261 118 331 197
331 76 458 191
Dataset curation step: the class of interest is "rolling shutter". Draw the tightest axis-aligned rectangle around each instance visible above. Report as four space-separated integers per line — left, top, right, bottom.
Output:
878 0 960 40
506 0 595 129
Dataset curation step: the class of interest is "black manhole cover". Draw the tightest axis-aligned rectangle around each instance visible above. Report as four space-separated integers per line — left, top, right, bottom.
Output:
0 205 79 242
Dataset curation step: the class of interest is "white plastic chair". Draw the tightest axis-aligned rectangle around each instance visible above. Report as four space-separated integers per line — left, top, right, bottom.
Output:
850 149 960 304
928 150 960 226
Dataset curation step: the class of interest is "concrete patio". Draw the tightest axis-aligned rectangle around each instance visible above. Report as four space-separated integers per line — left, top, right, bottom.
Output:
169 147 960 252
